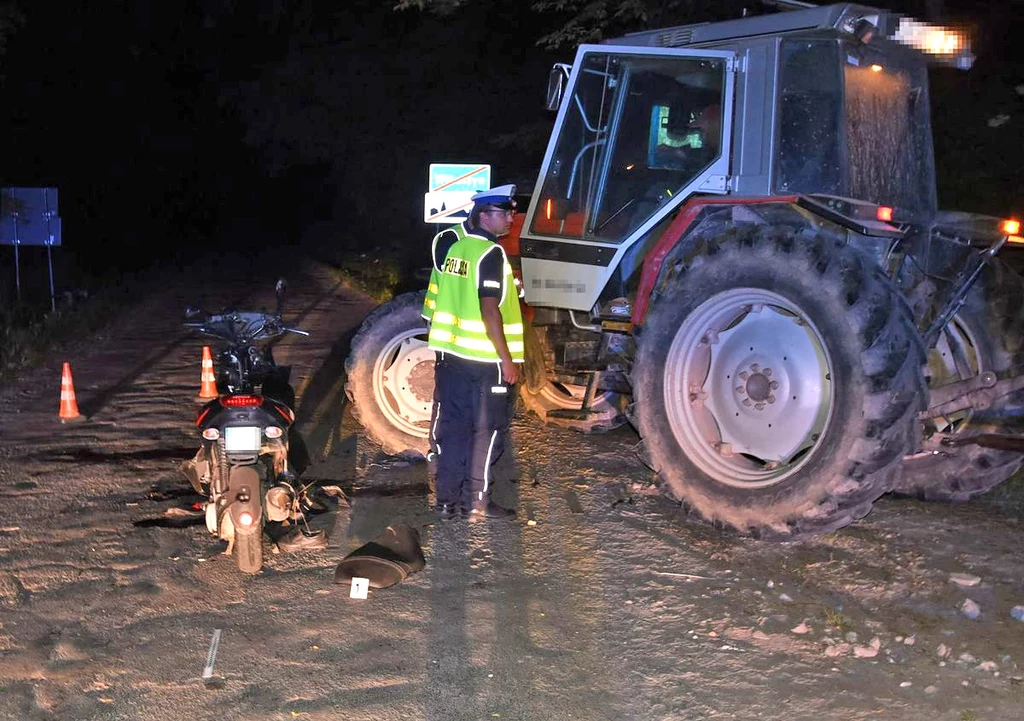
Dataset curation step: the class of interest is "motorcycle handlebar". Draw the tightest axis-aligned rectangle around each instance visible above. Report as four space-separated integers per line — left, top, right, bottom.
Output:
183 311 309 341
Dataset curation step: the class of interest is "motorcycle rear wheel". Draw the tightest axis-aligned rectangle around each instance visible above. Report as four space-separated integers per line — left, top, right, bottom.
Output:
235 526 263 574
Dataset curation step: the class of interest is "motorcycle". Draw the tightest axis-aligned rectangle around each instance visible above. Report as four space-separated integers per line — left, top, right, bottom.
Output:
180 281 325 574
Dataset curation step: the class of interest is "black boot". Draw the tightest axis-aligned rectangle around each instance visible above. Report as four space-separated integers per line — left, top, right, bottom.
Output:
434 502 462 520
276 527 328 552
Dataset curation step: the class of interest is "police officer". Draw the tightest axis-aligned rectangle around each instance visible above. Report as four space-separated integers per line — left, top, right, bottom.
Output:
421 184 524 520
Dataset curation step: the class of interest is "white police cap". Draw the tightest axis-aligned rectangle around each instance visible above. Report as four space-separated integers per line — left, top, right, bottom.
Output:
471 184 517 209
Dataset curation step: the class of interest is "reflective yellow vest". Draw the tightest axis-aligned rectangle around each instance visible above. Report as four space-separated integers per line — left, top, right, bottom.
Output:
423 226 524 363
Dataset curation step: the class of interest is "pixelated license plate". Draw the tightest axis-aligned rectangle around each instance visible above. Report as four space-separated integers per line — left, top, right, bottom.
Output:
224 426 261 452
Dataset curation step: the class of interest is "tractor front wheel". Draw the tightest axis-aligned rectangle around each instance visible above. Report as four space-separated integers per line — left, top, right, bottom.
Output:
345 291 435 458
519 381 626 433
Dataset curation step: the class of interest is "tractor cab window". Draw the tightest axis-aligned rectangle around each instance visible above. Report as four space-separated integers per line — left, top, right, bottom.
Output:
531 51 727 244
775 37 937 217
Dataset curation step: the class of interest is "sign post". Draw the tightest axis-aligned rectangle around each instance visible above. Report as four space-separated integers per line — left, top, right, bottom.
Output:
424 164 491 225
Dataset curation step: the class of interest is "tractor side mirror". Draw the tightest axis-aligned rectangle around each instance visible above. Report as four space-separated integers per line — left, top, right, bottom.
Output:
545 63 572 111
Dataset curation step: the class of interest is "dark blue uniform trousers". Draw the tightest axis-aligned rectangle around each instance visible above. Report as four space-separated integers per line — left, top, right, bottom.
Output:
431 353 511 509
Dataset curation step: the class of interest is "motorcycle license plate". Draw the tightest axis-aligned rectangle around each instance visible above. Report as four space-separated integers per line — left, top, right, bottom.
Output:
224 426 261 452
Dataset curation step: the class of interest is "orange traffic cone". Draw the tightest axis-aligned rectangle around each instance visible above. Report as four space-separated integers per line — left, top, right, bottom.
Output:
58 362 84 423
195 346 218 402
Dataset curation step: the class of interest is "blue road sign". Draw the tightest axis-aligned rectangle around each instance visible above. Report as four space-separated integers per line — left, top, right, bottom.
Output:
0 188 62 246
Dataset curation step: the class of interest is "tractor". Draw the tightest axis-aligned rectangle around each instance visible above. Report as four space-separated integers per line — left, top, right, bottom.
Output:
345 2 1024 537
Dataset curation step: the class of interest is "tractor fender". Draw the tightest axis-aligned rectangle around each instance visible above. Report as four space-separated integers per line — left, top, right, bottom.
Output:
631 195 802 328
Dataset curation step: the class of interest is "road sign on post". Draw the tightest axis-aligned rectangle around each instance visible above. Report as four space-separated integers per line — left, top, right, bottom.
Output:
424 164 490 224
1 187 62 309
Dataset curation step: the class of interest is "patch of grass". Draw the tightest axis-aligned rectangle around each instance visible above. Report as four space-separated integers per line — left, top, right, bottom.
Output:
959 710 979 721
0 294 120 385
822 607 855 634
328 253 407 304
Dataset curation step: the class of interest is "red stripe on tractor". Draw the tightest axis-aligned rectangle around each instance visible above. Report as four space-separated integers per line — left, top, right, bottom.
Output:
631 195 799 326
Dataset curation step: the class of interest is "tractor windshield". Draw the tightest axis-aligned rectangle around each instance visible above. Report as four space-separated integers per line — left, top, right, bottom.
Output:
530 50 728 244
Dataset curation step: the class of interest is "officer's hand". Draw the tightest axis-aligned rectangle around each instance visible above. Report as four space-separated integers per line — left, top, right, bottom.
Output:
501 358 519 385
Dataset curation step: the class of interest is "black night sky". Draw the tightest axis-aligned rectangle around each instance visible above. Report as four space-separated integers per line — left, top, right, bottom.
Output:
0 0 1021 298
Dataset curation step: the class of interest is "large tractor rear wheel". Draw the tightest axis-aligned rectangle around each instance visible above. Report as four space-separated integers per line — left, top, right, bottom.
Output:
633 226 926 538
894 259 1024 501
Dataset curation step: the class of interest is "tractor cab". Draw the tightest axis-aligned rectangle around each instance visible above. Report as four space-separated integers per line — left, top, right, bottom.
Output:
520 3 972 311
531 50 734 247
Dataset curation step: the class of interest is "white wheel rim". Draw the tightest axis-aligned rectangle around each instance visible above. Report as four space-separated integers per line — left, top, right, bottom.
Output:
664 289 834 488
371 330 434 439
928 315 982 433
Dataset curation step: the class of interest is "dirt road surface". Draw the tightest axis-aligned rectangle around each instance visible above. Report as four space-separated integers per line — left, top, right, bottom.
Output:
1 257 1023 721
